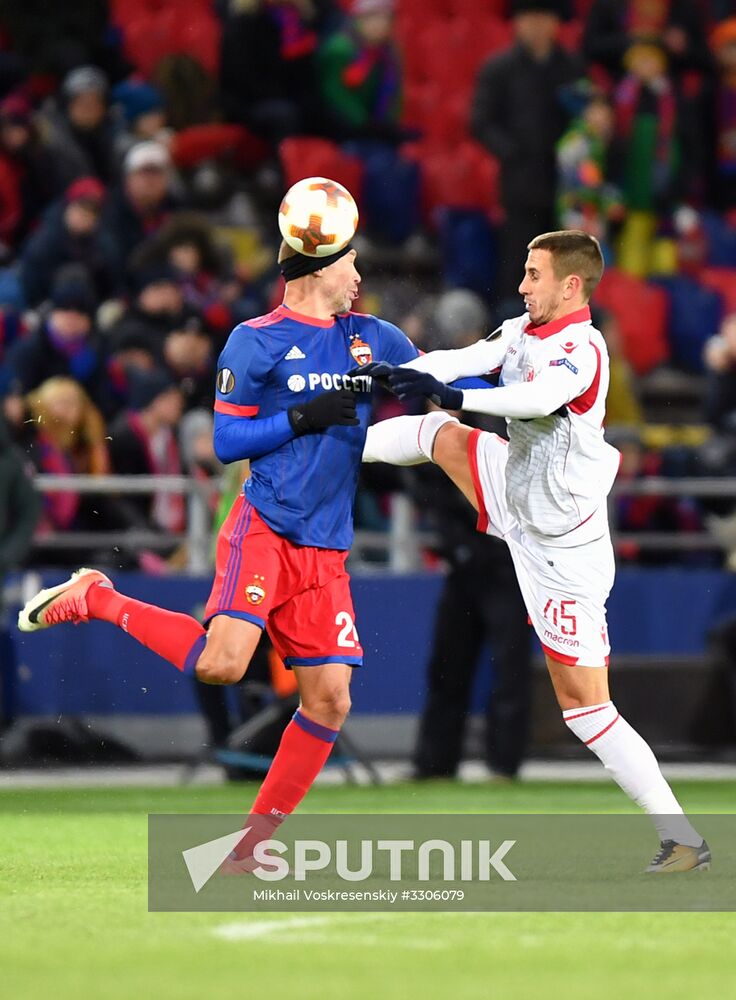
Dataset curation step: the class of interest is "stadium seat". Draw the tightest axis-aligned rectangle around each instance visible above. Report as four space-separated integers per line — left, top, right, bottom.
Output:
700 210 736 267
438 208 497 297
696 266 736 316
594 269 670 374
279 138 364 203
121 6 221 76
415 141 500 221
652 276 723 373
356 145 421 244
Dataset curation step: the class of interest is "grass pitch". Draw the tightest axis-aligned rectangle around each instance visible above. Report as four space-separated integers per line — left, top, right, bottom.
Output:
1 779 734 1000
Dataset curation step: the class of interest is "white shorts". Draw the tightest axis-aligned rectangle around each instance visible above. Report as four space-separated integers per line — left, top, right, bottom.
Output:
467 429 615 667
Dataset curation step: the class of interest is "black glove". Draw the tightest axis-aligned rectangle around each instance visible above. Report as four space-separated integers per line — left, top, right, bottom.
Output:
347 361 396 389
388 367 464 409
288 388 359 435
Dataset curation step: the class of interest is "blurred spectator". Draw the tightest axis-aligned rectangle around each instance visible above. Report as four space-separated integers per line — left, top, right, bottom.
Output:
471 0 583 306
129 213 240 333
107 265 190 360
180 408 221 482
0 93 57 252
596 307 643 427
5 280 103 403
0 0 122 79
0 413 40 731
107 368 185 536
111 79 169 161
582 0 711 79
161 315 217 412
708 18 736 214
317 0 402 142
610 427 706 565
613 40 686 277
430 289 489 349
103 141 178 264
556 90 624 253
19 177 122 307
703 312 736 431
0 413 40 586
220 0 330 142
24 376 111 537
411 457 533 780
36 66 120 192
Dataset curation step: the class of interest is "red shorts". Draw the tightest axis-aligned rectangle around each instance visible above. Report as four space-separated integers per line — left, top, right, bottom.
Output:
204 494 363 668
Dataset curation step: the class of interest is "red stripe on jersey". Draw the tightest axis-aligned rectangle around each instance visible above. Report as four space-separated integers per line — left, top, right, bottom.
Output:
525 305 591 340
214 400 260 417
244 308 285 328
585 714 620 745
467 428 489 534
568 339 602 415
277 304 334 328
540 642 579 666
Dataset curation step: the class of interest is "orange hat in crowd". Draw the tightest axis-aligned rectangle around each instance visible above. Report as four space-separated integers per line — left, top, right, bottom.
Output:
711 18 736 51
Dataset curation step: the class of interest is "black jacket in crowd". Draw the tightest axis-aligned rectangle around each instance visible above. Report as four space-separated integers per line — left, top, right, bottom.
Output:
471 42 584 213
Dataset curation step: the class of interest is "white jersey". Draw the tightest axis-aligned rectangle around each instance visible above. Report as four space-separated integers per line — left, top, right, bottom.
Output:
406 306 620 546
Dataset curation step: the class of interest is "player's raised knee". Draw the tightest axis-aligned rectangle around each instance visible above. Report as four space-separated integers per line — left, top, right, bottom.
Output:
195 647 247 685
302 688 352 729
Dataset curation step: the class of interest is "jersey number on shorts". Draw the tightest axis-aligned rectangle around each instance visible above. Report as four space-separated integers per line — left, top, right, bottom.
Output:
335 611 360 648
543 599 577 636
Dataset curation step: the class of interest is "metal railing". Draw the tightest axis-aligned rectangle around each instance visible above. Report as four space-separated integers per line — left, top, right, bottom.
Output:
29 473 736 573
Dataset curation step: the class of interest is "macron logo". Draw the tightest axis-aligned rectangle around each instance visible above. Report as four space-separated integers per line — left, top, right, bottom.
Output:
285 345 306 361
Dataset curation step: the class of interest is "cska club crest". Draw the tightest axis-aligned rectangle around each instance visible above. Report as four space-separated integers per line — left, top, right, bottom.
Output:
349 337 372 367
245 574 266 606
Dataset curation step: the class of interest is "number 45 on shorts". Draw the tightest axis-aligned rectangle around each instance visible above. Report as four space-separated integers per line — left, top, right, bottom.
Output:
543 598 577 636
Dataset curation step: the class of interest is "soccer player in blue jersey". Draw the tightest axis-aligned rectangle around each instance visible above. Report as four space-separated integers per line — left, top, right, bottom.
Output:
19 235 419 861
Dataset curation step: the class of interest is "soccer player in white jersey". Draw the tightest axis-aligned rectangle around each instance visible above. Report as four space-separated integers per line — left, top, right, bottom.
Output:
361 230 710 872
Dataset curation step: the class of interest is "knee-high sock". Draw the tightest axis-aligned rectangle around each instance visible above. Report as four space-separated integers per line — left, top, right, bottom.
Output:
564 701 702 846
86 584 206 674
232 708 339 859
362 412 458 465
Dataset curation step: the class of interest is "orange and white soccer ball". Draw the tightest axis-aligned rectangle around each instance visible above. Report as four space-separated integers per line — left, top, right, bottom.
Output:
278 176 359 257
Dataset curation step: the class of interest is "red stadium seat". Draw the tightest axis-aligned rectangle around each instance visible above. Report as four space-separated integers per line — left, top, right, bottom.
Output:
122 7 221 76
695 267 736 316
279 138 364 202
412 140 500 220
593 269 670 374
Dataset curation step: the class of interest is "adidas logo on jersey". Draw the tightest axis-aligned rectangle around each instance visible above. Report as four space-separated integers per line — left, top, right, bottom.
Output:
284 345 306 361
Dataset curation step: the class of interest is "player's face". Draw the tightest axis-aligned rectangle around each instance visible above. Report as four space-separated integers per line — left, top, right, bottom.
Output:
518 249 567 325
322 250 361 314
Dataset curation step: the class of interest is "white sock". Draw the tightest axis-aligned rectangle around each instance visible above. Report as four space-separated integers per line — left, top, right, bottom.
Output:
563 701 703 846
362 412 458 465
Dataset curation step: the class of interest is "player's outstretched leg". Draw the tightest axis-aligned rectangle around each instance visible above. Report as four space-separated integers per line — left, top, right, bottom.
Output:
363 411 458 466
548 655 710 872
222 662 351 874
19 567 208 676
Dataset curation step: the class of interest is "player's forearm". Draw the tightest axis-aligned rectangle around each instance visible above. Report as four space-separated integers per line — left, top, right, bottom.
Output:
459 380 572 419
213 411 295 463
402 338 504 382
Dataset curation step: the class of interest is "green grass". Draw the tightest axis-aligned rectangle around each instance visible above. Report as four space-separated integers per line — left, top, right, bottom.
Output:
1 780 734 1000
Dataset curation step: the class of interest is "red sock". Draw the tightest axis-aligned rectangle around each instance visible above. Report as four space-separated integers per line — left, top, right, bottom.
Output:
86 584 206 673
232 709 338 859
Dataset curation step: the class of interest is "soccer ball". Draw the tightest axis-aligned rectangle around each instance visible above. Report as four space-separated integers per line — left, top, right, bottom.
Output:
278 176 359 257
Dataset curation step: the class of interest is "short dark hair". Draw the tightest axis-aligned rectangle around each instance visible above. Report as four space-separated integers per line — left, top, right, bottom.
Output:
527 230 604 300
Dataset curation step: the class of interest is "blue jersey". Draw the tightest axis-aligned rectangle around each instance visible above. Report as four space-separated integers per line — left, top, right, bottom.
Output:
214 304 419 549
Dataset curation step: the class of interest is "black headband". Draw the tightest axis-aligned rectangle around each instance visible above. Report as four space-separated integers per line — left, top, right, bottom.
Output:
280 243 353 282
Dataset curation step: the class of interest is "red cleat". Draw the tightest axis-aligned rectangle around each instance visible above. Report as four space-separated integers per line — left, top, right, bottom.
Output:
17 568 112 632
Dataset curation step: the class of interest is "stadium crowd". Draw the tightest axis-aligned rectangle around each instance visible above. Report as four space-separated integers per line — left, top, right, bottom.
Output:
1 0 736 570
